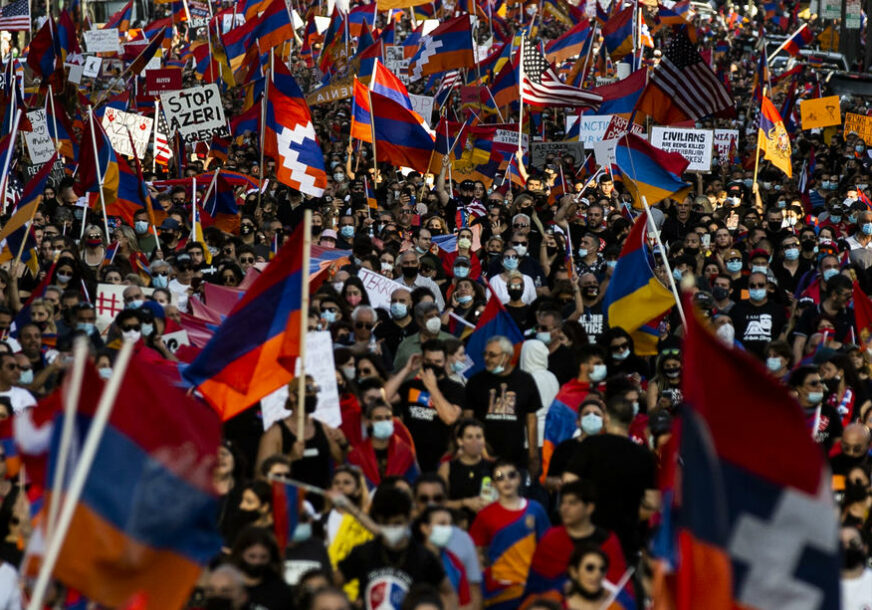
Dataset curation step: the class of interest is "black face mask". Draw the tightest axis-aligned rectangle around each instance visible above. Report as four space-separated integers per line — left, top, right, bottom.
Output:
801 240 817 252
823 377 840 393
546 245 559 257
684 247 699 257
240 224 254 235
225 508 259 545
712 286 730 301
423 363 443 377
843 547 866 570
304 395 318 413
240 560 268 579
203 597 235 610
767 220 782 233
507 288 524 301
401 266 419 279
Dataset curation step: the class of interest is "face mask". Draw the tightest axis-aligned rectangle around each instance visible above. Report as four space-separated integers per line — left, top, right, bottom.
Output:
333 172 346 183
821 180 831 189
454 266 469 278
380 524 410 547
340 226 355 239
401 266 419 279
347 294 362 307
84 238 102 248
749 288 767 302
716 323 735 344
632 401 639 417
502 258 518 271
240 561 268 579
97 367 112 380
134 220 149 235
203 597 235 610
151 275 168 289
372 420 394 440
672 268 684 281
240 224 254 235
807 391 824 405
589 363 607 382
856 145 865 153
381 262 393 272
390 302 408 319
536 331 551 345
863 223 872 235
776 200 786 209
457 237 472 249
751 265 768 275
607 260 617 269
428 524 453 548
18 369 33 385
664 368 681 379
425 317 442 334
784 247 800 261
580 413 603 435
342 365 356 380
712 286 730 301
304 395 319 414
457 294 473 305
514 245 527 257
322 309 338 324
577 247 588 258
822 268 839 282
507 287 524 301
843 547 866 570
765 356 783 372
141 323 154 337
451 360 466 373
127 299 144 310
684 247 699 257
414 245 428 255
726 261 742 273
77 322 95 335
830 214 842 223
849 214 859 224
612 347 629 361
292 522 312 542
57 273 73 284
122 329 141 342
490 363 505 375
743 178 753 187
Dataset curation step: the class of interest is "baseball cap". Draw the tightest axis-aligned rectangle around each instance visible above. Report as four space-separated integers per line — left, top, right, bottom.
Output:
320 229 337 240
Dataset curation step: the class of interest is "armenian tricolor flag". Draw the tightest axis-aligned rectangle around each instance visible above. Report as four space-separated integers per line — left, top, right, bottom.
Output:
614 134 691 207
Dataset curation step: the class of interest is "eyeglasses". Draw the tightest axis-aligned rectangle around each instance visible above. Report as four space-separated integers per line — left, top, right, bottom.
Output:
494 471 519 482
355 321 374 330
87 235 102 240
120 325 141 332
582 562 606 574
153 271 168 277
511 241 527 246
513 223 529 229
240 257 255 263
805 380 823 387
417 494 444 503
322 307 338 313
660 348 681 357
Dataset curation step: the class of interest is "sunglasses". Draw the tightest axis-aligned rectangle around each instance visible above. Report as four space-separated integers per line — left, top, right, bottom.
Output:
121 325 141 332
611 342 629 350
417 494 444 503
513 223 529 229
240 257 255 263
511 241 527 246
494 471 519 482
355 321 374 330
582 563 606 574
660 348 680 357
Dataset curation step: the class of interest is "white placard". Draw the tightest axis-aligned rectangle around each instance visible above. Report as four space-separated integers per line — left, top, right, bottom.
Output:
102 108 154 158
713 128 739 164
159 84 229 142
84 29 122 53
67 63 84 84
409 94 434 126
24 110 55 164
221 13 246 33
144 49 163 73
570 114 613 147
592 138 618 168
82 56 102 78
650 126 713 172
260 332 341 430
494 129 528 148
94 284 155 331
162 329 190 353
357 266 407 312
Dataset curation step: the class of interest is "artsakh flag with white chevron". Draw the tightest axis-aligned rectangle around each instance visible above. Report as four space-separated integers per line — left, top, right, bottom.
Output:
263 79 327 197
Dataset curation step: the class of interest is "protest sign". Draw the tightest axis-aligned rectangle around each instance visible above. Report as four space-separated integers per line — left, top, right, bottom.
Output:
409 94 435 126
844 113 872 145
261 331 341 430
160 84 229 142
602 115 645 140
385 45 410 83
713 129 739 163
102 108 153 158
592 139 617 168
66 62 84 84
94 284 155 331
650 127 713 172
570 114 612 147
25 157 66 184
530 141 585 168
306 76 353 105
800 96 841 130
144 68 182 96
162 330 191 354
84 29 121 53
358 266 407 312
82 56 102 78
24 110 55 164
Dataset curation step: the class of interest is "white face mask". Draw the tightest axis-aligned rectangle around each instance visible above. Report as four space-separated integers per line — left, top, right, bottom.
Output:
428 524 453 548
716 323 735 345
380 525 410 548
121 329 141 342
425 317 441 334
589 363 607 382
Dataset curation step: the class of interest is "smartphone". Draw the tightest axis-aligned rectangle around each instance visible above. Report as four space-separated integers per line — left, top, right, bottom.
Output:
701 233 711 249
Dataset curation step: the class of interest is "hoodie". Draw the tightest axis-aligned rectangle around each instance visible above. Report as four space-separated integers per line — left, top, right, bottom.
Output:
520 339 560 447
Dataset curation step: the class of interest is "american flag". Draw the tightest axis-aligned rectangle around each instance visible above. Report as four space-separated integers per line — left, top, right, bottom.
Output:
650 28 732 120
0 0 30 30
434 70 461 106
154 110 173 166
520 37 601 108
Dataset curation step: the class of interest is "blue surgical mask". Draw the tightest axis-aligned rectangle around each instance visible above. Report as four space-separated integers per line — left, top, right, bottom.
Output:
322 309 338 323
784 248 799 261
807 391 824 405
822 268 839 282
292 522 312 542
862 223 872 235
743 178 753 187
98 367 113 380
141 323 154 337
766 357 783 372
856 145 865 153
749 288 767 301
134 220 149 235
451 360 466 373
127 299 144 310
490 364 505 375
340 226 355 239
606 260 617 269
580 413 603 435
454 266 469 278
536 331 551 345
18 369 33 385
751 265 768 275
151 275 168 289
612 348 630 361
372 420 394 440
726 260 742 273
672 268 683 281
830 215 842 223
821 180 831 189
457 294 473 305
776 200 786 209
502 257 518 271
76 322 95 335
390 302 408 319
577 248 588 258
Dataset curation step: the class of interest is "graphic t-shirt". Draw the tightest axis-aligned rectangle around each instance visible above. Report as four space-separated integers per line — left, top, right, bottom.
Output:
399 376 465 471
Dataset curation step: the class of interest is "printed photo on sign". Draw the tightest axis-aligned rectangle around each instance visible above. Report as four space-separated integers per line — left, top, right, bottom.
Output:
159 84 229 143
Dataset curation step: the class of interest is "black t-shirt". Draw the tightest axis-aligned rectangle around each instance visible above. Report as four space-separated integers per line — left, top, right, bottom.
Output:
338 539 445 610
729 299 787 359
246 572 294 610
565 434 656 558
398 376 466 471
579 303 607 345
547 437 581 478
549 344 577 386
806 404 843 454
794 303 854 343
375 318 419 357
465 368 542 467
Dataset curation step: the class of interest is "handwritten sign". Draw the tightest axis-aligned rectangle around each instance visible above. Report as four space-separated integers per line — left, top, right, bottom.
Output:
530 141 585 168
357 266 407 312
409 94 434 127
144 68 182 96
24 110 55 164
844 112 872 145
102 108 153 159
84 29 121 53
650 127 713 172
95 284 155 332
713 129 739 164
260 332 341 430
159 84 229 142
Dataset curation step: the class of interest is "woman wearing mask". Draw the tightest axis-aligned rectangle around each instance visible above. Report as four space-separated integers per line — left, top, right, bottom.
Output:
255 377 348 510
773 234 811 295
440 419 494 518
504 271 533 329
646 350 683 411
50 256 81 293
544 399 606 491
539 230 565 278
216 440 248 542
489 248 537 305
226 480 274 546
444 338 469 386
599 328 649 380
230 526 294 610
340 277 371 310
379 251 398 280
565 547 623 609
79 225 106 278
317 294 349 329
821 354 871 427
442 277 485 334
441 228 481 280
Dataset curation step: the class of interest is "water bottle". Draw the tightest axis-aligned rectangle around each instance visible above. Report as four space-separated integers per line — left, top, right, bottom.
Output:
480 477 497 503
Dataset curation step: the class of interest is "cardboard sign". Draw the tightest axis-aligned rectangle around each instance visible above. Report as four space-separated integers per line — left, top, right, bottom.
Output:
409 94 434 126
650 127 713 172
530 141 585 168
713 129 739 164
260 331 341 430
357 266 408 312
844 112 872 145
592 139 618 168
84 29 121 53
24 109 55 164
159 84 229 142
801 96 841 130
102 108 154 158
66 63 84 84
144 68 182 96
82 56 102 78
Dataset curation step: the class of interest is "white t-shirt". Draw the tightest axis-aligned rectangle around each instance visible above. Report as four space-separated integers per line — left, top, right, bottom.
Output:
489 273 537 305
0 387 36 414
168 279 190 313
841 568 872 609
0 563 21 610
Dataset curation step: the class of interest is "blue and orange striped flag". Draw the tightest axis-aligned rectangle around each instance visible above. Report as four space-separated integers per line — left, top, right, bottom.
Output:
614 134 691 207
102 0 132 30
182 220 307 420
758 95 792 178
363 175 377 210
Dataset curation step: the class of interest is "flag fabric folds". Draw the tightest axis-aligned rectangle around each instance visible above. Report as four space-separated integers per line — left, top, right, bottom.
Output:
544 19 591 64
602 6 634 60
368 90 435 171
784 25 814 56
602 211 675 339
590 69 646 114
263 80 327 197
614 134 692 207
520 38 601 109
103 0 132 30
271 480 303 551
0 152 57 243
465 294 523 377
758 95 792 178
409 15 474 80
0 0 30 30
48 360 222 610
182 222 306 420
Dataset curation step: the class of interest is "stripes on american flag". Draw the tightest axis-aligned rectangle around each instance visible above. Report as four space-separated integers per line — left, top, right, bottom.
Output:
650 28 732 120
0 0 30 30
520 37 601 108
